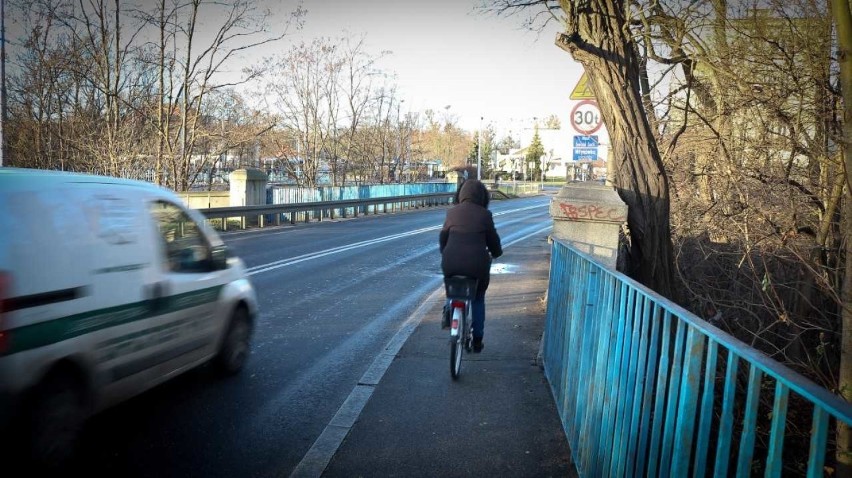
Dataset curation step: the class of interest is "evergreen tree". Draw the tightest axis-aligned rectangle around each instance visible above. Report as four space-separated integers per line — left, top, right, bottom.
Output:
467 131 480 168
525 127 545 181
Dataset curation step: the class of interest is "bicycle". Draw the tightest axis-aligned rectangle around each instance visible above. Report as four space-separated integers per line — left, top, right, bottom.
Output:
443 276 478 379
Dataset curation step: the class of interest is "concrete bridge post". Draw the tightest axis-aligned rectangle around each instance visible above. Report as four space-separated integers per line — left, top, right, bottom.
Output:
548 181 628 270
230 168 268 229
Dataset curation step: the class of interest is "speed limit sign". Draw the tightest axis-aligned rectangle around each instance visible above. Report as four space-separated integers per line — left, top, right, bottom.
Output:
570 100 603 135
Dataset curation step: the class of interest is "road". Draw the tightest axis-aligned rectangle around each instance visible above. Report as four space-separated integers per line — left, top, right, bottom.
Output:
71 195 553 478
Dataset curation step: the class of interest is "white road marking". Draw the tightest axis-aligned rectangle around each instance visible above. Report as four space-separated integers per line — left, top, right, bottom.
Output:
247 204 550 276
246 226 438 275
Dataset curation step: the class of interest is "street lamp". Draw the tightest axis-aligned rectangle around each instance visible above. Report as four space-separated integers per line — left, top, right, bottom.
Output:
443 105 451 172
477 116 482 180
396 99 404 183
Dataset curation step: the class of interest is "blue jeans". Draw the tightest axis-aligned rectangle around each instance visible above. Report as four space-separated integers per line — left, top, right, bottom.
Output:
472 296 485 339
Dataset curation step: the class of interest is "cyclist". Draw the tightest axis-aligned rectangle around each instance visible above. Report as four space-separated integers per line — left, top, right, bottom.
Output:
439 178 502 352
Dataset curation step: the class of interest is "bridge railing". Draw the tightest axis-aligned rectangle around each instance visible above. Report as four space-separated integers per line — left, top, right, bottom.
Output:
482 180 542 197
544 239 852 477
197 192 455 230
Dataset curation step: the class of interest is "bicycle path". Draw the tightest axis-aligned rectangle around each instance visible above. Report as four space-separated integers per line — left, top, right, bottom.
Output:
317 233 576 477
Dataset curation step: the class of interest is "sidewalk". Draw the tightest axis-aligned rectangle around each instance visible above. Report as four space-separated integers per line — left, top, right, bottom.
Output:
322 234 576 477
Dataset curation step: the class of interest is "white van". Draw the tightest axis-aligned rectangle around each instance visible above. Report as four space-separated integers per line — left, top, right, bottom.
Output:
0 168 258 465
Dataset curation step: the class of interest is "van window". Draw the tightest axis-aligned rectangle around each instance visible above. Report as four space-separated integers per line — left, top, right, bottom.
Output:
150 201 211 273
91 196 137 245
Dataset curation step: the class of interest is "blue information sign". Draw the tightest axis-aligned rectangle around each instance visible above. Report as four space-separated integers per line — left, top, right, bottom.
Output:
573 135 599 148
572 148 598 162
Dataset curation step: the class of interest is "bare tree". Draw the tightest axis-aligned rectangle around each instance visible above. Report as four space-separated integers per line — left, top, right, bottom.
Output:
557 0 675 296
7 0 71 169
7 0 151 175
482 0 674 295
194 87 274 187
261 36 405 187
413 107 471 174
323 35 386 186
148 0 301 191
66 0 148 178
373 84 403 183
6 0 300 190
627 0 844 364
832 0 852 471
624 1 852 471
261 38 338 187
483 4 850 468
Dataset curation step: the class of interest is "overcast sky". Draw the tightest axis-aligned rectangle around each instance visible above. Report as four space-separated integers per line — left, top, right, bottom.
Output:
277 0 585 135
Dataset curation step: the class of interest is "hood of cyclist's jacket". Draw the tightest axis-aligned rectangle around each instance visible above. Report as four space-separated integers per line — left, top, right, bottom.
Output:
457 179 488 207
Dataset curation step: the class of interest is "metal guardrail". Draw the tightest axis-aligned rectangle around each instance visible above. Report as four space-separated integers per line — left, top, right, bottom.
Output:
482 181 543 197
543 239 852 477
197 192 455 230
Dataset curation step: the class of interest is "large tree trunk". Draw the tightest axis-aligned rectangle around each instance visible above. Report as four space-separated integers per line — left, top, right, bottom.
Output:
832 0 852 473
557 0 675 297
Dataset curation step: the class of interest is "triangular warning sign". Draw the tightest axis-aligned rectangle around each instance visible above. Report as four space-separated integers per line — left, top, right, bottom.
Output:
570 72 595 100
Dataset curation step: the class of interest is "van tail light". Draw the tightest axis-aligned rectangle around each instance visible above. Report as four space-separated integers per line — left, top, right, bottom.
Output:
0 271 9 354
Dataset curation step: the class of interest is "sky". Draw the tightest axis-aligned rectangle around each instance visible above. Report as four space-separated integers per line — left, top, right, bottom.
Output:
4 0 588 144
275 0 585 136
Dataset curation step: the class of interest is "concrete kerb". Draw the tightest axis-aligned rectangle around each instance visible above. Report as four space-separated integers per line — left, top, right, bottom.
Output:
288 286 446 478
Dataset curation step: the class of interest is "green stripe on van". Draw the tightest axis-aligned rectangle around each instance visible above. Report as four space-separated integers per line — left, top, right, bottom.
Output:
3 285 224 356
94 263 147 274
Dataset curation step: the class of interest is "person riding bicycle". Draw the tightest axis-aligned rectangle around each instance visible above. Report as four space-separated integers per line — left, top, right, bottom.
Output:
439 178 502 353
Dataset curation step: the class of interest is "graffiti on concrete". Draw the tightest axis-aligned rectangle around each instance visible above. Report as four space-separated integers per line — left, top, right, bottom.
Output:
557 202 626 222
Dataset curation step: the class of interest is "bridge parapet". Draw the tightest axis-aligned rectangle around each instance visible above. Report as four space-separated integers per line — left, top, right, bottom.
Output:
230 168 268 228
544 240 852 477
549 181 627 269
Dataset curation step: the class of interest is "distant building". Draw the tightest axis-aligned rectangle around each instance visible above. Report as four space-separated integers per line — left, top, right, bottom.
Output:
493 127 608 181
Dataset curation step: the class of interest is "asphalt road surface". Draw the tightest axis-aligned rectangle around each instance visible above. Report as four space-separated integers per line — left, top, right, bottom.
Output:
68 195 553 478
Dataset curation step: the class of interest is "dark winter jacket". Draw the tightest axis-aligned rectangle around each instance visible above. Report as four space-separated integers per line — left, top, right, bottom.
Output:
439 180 503 298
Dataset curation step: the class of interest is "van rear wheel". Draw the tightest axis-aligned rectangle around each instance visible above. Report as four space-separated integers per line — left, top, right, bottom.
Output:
28 372 87 468
215 307 251 375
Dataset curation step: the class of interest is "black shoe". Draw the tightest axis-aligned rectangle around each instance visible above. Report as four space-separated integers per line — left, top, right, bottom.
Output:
441 305 451 329
473 337 484 353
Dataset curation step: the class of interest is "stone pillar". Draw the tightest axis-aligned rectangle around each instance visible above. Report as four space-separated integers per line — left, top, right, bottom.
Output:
230 168 268 227
549 181 628 269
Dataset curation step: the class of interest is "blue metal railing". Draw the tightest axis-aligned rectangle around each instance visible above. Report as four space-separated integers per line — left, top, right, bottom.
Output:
269 183 457 222
543 239 852 477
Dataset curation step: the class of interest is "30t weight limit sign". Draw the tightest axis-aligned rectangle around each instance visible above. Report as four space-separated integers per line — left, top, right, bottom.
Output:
570 100 603 135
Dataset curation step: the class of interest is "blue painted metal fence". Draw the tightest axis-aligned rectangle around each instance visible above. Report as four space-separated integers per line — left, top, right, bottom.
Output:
269 183 456 221
543 239 852 477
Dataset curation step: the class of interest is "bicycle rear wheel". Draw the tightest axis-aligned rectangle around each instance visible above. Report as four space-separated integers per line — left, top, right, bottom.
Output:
450 335 463 379
464 308 473 352
450 306 464 379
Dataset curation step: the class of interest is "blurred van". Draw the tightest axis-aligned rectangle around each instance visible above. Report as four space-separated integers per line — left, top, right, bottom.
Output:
0 168 258 464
